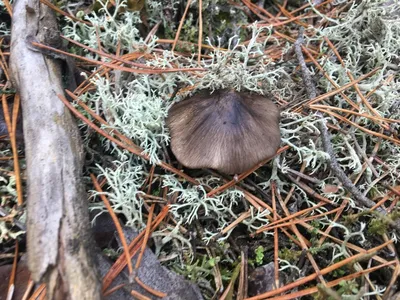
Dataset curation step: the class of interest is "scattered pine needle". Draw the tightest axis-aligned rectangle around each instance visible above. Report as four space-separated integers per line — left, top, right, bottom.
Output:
39 0 92 25
30 41 204 74
130 289 151 300
1 94 23 205
135 276 167 298
0 2 397 300
266 260 397 300
6 241 18 300
206 145 290 197
1 0 12 17
172 0 192 52
28 284 45 300
102 206 169 291
91 174 134 275
134 204 155 271
219 263 241 300
197 0 203 65
272 183 280 290
245 240 393 300
21 279 34 300
103 284 126 297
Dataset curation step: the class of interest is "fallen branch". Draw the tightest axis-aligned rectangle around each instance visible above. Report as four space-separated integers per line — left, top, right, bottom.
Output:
9 1 101 298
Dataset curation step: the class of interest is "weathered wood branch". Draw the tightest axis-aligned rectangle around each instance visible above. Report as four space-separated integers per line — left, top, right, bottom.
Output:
9 1 102 298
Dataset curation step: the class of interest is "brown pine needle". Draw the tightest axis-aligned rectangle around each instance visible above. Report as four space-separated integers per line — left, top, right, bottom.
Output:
256 206 342 234
135 276 167 298
1 94 23 205
266 260 397 300
102 206 169 291
21 279 34 300
241 0 271 22
237 250 248 300
310 104 400 124
172 0 192 52
40 0 92 25
299 44 359 110
103 284 126 297
272 183 279 289
219 263 242 300
38 288 46 300
286 174 336 205
3 3 394 299
323 36 384 119
197 0 203 65
158 38 225 52
291 0 334 15
382 262 400 299
65 90 143 151
91 174 133 275
130 289 151 300
0 39 11 82
241 0 279 21
2 0 12 16
313 107 400 145
206 145 289 197
134 204 155 270
29 284 46 300
276 190 326 285
61 36 166 71
245 240 393 300
221 210 252 236
30 41 204 74
318 200 347 246
254 201 325 234
277 4 310 27
241 188 307 248
7 241 18 300
306 67 380 106
302 221 393 265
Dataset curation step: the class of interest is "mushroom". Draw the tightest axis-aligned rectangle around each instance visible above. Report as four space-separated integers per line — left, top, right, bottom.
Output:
166 89 281 174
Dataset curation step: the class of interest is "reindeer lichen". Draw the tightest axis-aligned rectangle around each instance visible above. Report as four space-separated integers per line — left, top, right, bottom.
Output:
55 0 400 296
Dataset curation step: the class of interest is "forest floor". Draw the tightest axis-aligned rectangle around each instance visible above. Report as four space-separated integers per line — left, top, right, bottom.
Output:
0 0 400 299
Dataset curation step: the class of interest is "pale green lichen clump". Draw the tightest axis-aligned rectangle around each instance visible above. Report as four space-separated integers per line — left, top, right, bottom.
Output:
278 0 400 212
60 0 399 297
63 0 293 236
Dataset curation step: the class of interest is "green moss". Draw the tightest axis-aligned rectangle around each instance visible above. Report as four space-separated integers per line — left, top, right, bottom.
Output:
368 217 390 235
255 245 265 265
336 279 360 297
172 254 220 282
279 248 302 263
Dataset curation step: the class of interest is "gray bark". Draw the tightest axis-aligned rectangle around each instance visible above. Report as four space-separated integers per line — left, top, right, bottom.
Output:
9 0 102 299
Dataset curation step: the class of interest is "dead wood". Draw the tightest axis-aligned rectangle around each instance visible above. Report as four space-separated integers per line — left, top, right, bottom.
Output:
9 1 102 299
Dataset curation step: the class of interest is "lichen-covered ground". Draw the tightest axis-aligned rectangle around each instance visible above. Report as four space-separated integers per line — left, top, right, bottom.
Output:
1 0 400 299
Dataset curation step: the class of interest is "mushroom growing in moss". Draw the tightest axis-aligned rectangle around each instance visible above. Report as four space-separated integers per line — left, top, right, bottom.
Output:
166 89 281 174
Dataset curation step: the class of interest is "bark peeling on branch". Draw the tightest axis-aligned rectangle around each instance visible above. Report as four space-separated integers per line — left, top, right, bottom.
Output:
9 1 101 299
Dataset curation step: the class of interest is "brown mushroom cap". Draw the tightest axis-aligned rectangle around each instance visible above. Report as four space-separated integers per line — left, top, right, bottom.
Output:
166 89 281 174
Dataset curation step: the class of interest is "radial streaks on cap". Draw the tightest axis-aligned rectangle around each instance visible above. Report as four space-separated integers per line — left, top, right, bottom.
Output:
166 89 281 174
